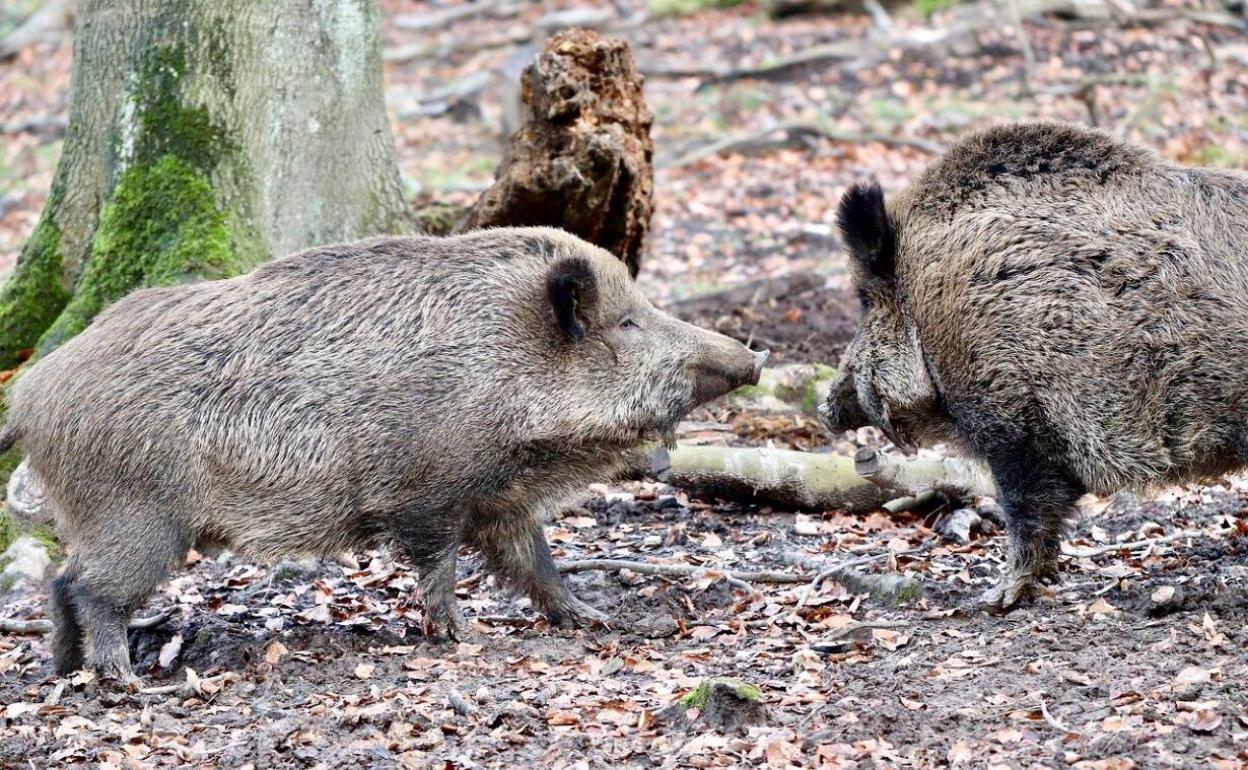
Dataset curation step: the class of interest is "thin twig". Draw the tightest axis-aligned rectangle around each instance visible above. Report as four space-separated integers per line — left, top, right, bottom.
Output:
664 122 942 168
1038 697 1081 736
1007 0 1037 96
139 673 229 697
1061 528 1235 558
558 559 805 584
822 619 911 641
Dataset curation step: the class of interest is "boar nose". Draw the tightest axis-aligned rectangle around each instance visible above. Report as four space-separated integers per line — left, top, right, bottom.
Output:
690 340 766 405
819 373 870 433
749 349 769 386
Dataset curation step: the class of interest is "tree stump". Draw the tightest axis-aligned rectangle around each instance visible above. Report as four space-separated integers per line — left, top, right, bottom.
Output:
658 677 768 733
463 28 654 276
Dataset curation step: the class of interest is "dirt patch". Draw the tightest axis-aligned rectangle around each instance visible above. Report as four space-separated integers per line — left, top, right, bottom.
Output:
2 486 1245 768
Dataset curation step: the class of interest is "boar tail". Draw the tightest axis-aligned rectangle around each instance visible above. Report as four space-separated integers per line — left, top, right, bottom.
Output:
0 421 18 454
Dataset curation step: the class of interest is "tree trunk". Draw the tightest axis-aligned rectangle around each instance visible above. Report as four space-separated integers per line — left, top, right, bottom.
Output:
0 0 413 367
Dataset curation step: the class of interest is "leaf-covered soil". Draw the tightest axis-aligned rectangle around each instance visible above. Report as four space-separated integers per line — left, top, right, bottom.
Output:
2 474 1245 767
3 0 1248 767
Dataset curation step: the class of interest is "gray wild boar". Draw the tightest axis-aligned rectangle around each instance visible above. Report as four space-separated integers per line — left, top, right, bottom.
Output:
0 227 767 683
821 121 1248 608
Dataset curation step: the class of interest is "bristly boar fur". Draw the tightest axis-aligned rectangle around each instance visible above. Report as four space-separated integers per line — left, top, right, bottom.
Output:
822 121 1248 608
2 227 766 684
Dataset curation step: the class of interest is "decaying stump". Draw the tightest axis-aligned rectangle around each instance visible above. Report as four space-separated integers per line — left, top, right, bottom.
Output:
658 677 767 733
463 28 654 276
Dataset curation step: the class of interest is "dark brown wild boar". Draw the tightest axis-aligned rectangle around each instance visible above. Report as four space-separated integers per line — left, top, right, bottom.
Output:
0 227 767 685
821 121 1248 608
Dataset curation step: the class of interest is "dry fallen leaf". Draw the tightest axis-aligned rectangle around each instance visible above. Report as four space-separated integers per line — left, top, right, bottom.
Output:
1087 598 1118 616
1185 709 1222 733
264 641 290 664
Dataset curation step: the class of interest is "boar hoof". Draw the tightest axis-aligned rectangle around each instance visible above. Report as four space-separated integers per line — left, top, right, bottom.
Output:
422 609 473 641
548 598 608 629
978 573 1053 612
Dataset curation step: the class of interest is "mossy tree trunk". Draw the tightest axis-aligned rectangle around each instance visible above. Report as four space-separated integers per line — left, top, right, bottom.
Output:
0 0 414 367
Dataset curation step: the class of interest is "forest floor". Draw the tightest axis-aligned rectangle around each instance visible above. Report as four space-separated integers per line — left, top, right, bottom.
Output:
2 0 1248 768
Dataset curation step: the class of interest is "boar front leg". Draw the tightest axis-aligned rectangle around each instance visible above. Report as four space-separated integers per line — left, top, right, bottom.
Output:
474 517 606 628
980 444 1083 610
402 536 469 640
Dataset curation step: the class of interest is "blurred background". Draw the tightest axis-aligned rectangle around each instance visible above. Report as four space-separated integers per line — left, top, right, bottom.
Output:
2 0 1246 370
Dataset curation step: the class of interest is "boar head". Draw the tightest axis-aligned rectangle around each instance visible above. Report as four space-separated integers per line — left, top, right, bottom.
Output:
538 252 768 446
819 181 938 451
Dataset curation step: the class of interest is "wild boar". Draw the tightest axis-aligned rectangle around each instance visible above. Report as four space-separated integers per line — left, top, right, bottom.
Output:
0 227 767 683
820 121 1248 608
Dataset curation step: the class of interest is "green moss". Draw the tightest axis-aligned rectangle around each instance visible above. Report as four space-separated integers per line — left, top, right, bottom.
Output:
34 42 244 356
130 46 224 171
680 677 762 710
729 383 770 400
412 202 466 236
0 199 72 368
38 155 236 353
27 527 60 562
802 366 837 416
915 0 959 16
0 507 15 554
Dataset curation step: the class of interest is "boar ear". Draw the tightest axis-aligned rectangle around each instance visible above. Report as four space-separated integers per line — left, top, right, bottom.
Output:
546 257 599 342
837 179 895 279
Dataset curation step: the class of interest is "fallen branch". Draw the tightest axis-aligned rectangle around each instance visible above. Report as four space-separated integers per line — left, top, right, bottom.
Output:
811 618 912 653
808 567 923 603
652 445 888 512
0 0 75 60
854 447 998 501
1061 527 1236 559
558 558 805 584
0 114 68 138
561 556 923 604
0 607 177 635
650 444 998 513
139 671 230 697
663 122 941 168
383 28 531 63
821 618 910 641
392 1 509 33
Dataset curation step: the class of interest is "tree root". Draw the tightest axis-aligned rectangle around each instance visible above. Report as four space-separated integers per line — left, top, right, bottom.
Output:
0 607 177 635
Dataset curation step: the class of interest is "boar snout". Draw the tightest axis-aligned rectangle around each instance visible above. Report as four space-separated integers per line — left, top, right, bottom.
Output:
819 371 870 433
691 342 769 405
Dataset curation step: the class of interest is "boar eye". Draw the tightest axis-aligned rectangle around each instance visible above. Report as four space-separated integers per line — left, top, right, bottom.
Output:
619 316 639 330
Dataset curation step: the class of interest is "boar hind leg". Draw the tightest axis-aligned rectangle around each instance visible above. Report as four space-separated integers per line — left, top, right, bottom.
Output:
71 522 189 686
47 560 85 675
476 519 606 628
981 446 1083 611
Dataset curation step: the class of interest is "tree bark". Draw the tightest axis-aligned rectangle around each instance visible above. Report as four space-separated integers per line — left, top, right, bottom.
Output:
462 28 654 277
0 0 413 367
